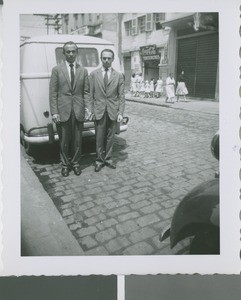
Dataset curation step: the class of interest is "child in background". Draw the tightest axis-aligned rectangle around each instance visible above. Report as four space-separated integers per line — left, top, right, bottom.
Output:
140 81 146 98
135 72 143 97
155 76 164 98
130 73 137 97
144 80 150 98
150 79 154 98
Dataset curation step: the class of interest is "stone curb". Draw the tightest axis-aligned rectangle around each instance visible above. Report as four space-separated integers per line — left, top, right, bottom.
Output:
21 150 85 256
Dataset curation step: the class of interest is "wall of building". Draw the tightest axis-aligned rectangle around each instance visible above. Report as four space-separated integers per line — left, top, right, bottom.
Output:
121 13 170 82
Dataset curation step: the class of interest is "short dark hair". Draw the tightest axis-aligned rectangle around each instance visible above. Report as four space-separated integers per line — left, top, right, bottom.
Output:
63 41 78 53
100 49 114 59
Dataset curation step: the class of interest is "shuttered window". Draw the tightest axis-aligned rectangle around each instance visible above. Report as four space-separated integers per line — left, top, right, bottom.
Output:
131 18 137 35
145 13 153 31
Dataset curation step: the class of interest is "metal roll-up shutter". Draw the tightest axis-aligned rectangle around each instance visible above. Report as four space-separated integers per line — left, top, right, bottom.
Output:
177 38 197 97
195 33 218 98
177 33 218 99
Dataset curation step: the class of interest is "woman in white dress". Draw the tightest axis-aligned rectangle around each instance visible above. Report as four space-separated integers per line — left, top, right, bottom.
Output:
176 70 188 102
165 73 175 103
155 76 163 98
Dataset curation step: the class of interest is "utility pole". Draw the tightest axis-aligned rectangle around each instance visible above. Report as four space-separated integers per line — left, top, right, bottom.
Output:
34 14 62 34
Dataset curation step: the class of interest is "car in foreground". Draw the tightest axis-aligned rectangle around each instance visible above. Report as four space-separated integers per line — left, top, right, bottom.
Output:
160 131 219 254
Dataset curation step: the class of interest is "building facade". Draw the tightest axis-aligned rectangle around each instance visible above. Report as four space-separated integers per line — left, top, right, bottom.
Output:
121 13 169 88
61 13 121 61
121 12 219 100
162 12 219 100
61 13 219 100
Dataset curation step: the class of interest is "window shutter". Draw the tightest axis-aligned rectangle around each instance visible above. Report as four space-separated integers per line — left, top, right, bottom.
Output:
131 18 137 35
145 13 153 31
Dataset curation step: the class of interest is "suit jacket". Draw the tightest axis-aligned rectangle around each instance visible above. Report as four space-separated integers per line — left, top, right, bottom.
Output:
89 67 125 121
49 61 90 122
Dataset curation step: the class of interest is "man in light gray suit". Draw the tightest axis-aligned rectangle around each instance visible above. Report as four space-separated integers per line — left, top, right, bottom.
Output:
89 49 125 172
49 41 90 177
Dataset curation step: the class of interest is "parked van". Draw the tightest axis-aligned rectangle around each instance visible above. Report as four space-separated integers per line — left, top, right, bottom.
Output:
20 35 128 154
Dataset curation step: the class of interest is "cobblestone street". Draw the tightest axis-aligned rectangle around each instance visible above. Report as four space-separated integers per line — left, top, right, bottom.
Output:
22 100 218 255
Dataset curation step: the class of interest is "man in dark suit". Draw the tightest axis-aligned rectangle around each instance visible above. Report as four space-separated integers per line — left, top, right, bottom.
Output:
89 49 125 172
49 41 90 177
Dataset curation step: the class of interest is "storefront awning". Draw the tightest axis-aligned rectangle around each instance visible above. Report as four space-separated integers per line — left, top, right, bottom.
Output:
161 13 194 28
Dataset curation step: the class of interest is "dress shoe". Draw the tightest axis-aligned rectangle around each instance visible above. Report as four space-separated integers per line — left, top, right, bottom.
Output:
95 164 104 172
73 166 81 176
61 167 69 177
105 161 116 169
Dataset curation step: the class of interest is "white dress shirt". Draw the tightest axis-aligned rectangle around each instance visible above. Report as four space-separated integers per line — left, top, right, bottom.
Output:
65 61 76 80
102 67 111 80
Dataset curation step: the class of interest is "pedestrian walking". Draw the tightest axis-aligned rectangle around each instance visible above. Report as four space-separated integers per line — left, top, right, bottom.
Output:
130 73 137 97
165 73 176 103
155 76 163 98
89 49 125 172
49 41 90 177
176 70 188 102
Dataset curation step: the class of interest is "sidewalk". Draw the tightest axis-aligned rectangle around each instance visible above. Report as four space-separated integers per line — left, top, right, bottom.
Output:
21 149 85 256
125 92 219 115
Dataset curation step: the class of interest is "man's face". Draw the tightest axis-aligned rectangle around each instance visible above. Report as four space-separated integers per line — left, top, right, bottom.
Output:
101 51 114 69
63 44 77 63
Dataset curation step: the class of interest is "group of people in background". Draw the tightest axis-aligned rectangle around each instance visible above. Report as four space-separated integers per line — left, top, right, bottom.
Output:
130 71 188 103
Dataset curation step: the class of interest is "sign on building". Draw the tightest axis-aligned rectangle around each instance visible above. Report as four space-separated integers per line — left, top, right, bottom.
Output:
140 45 160 61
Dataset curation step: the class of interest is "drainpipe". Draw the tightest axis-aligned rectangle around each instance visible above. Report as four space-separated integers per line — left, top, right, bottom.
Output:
117 13 123 71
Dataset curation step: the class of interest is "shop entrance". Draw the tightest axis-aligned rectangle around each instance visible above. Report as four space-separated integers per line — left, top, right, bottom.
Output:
144 60 159 81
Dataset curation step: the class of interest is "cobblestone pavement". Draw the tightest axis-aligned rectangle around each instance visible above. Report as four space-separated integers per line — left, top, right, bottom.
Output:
23 101 219 255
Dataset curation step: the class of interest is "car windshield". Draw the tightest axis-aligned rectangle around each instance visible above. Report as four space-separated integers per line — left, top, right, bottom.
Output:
55 47 99 67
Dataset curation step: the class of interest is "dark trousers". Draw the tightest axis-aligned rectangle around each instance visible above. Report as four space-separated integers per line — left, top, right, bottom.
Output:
57 111 83 168
95 110 117 165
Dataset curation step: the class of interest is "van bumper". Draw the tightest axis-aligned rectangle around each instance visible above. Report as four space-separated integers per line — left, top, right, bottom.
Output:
23 122 128 144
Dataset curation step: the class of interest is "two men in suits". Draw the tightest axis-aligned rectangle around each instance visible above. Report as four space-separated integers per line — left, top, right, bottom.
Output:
49 41 90 177
89 49 125 172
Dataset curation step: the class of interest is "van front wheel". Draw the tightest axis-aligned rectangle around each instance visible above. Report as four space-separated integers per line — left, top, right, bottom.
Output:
20 129 32 156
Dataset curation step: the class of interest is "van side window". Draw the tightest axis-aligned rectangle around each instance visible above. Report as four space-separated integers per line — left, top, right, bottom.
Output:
55 47 99 67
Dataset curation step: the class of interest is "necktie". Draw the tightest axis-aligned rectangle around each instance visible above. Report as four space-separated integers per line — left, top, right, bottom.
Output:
104 68 108 90
70 63 74 89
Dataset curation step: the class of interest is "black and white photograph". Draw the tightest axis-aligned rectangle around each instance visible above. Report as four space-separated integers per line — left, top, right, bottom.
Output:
20 12 219 256
1 0 240 275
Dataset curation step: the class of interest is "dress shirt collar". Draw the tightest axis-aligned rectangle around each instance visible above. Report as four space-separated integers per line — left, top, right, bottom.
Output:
102 66 112 73
65 60 76 69
101 67 112 79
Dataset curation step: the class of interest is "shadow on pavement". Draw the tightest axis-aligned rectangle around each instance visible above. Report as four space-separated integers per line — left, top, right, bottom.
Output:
30 143 60 165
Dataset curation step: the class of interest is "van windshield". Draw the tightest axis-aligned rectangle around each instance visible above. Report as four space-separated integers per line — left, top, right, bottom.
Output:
56 47 99 67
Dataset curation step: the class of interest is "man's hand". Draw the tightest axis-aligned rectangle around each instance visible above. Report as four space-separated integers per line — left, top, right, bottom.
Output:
84 108 91 121
52 114 60 123
117 114 123 123
88 113 95 121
